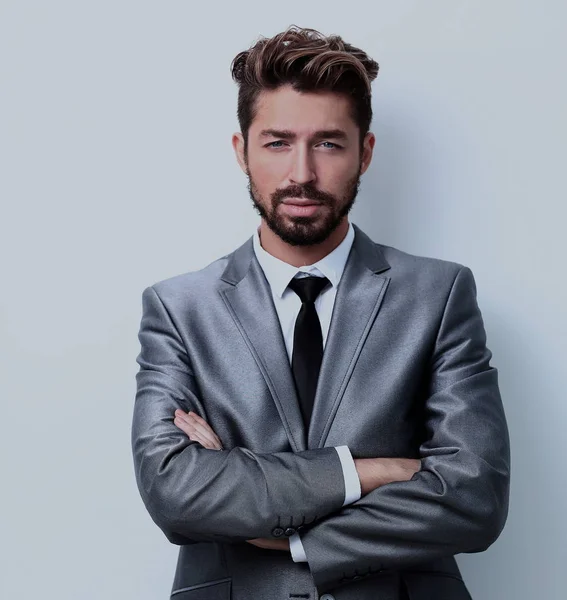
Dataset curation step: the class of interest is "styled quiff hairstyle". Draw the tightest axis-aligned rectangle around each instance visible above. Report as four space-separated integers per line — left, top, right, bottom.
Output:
231 25 379 157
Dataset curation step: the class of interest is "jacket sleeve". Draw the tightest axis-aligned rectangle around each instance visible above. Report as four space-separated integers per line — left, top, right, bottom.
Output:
131 285 346 545
297 266 511 593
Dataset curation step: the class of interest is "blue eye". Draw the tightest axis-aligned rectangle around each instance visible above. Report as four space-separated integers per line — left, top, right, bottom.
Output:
265 140 342 149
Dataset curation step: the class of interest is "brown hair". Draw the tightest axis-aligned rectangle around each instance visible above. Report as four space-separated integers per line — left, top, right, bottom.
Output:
231 25 379 156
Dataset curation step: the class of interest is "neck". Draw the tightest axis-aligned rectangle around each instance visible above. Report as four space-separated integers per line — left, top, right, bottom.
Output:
258 218 349 267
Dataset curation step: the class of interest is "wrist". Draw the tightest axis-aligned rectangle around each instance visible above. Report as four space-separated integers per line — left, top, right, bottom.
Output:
354 458 378 494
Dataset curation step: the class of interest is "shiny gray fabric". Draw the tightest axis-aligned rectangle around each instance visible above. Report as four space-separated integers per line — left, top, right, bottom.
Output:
131 223 510 599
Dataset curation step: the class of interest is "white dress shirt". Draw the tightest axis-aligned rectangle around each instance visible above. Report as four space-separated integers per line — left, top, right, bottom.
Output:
252 220 362 563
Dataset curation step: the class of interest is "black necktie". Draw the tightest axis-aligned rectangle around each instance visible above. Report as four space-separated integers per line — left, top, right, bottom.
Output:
287 275 331 428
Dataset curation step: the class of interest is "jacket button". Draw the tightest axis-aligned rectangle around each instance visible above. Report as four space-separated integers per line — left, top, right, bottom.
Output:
320 595 335 600
284 527 296 536
272 527 284 537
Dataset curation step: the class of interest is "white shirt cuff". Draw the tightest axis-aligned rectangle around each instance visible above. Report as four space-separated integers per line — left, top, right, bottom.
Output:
289 532 307 562
335 445 362 505
289 446 360 564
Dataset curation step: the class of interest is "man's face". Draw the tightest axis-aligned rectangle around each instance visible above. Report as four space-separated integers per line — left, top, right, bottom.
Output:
236 85 372 246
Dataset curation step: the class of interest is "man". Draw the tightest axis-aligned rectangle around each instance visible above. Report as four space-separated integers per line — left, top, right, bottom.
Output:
131 25 510 600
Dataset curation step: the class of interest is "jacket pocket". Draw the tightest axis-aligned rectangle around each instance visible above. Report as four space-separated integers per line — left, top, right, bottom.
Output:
170 577 231 599
401 571 472 600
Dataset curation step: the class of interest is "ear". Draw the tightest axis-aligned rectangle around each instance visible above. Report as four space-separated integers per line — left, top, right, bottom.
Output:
360 131 376 176
232 132 248 175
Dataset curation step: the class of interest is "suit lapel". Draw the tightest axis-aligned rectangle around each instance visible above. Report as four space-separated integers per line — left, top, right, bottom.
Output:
219 223 391 452
307 224 391 448
220 238 307 452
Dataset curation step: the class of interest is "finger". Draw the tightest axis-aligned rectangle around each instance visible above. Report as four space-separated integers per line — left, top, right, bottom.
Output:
186 418 221 449
186 413 223 450
187 411 219 438
174 417 219 450
174 410 223 449
173 417 212 448
245 538 286 550
173 416 194 438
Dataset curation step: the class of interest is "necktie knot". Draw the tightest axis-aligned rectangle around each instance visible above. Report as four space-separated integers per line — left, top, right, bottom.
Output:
287 275 330 304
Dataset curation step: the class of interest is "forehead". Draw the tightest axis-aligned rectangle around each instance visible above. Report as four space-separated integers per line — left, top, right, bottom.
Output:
250 85 357 136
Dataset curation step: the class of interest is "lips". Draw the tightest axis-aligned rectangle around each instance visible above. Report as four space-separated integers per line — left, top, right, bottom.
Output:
282 198 322 206
280 202 322 217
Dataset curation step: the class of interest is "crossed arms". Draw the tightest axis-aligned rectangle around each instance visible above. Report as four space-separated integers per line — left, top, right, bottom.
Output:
131 266 511 592
173 408 421 557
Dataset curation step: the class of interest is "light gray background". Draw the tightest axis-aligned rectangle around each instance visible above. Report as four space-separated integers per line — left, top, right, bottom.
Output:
1 1 565 599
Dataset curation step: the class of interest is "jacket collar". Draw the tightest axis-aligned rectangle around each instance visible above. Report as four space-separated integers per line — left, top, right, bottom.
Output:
221 222 390 287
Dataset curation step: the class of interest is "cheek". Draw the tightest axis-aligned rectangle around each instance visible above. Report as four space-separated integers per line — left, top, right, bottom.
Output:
249 160 287 192
251 172 277 196
253 153 289 180
319 164 355 192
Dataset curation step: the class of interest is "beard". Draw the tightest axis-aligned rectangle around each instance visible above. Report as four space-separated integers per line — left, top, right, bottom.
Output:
246 164 362 246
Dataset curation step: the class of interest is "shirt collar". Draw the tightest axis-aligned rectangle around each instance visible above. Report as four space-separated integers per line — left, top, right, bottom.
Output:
252 221 355 299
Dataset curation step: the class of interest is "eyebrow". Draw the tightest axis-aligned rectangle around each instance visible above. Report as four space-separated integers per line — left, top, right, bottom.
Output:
259 128 349 141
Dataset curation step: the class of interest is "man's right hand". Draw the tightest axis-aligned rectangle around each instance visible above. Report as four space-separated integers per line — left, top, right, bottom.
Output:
354 457 421 495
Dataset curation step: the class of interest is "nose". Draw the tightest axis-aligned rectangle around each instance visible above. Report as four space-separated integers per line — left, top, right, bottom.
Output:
289 145 316 186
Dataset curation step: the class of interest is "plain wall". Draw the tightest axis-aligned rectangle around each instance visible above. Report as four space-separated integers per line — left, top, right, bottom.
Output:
1 1 565 598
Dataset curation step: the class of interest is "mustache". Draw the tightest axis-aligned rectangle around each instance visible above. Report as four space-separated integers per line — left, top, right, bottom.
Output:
272 183 334 205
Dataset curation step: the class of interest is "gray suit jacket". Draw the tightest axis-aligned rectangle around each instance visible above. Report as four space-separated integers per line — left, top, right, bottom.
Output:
131 223 510 600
